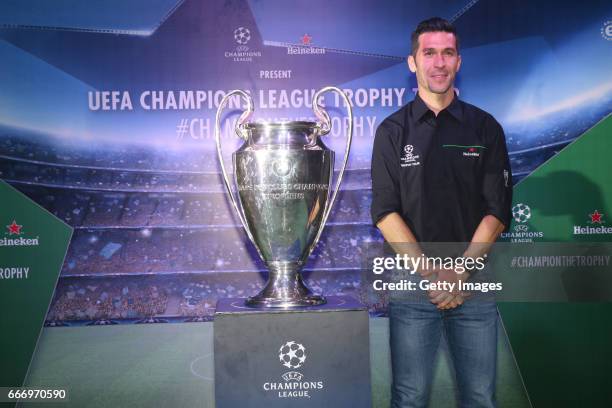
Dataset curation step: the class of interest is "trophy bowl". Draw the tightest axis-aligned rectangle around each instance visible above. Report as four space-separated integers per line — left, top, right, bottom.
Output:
215 87 352 308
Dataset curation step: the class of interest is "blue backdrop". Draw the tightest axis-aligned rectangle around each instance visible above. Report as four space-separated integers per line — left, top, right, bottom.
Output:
0 0 610 324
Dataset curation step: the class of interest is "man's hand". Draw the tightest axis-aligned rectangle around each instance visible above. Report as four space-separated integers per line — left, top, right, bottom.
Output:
427 215 504 310
414 258 439 278
428 267 469 310
435 293 465 310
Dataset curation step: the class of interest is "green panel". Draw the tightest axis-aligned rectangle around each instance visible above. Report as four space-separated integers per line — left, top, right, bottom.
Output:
499 115 612 407
499 303 612 407
0 180 72 387
509 115 612 243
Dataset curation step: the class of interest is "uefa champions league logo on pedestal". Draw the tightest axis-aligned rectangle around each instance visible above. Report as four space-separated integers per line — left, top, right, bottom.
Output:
261 340 325 399
279 341 307 369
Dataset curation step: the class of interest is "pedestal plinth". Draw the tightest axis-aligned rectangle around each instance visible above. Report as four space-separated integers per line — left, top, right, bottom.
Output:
214 296 371 407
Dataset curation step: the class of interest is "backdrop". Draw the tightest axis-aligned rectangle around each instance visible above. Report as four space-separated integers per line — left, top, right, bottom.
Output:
1 0 611 405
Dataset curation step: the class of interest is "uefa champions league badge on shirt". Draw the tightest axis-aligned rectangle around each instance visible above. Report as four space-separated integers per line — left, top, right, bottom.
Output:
400 144 421 167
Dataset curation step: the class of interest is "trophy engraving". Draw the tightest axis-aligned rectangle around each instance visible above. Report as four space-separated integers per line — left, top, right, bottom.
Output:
215 86 353 308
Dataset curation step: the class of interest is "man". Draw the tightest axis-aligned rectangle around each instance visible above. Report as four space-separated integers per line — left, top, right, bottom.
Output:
370 17 512 407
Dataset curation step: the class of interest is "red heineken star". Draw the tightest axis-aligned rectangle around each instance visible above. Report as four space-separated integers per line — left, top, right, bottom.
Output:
589 210 603 224
7 220 23 235
301 34 312 45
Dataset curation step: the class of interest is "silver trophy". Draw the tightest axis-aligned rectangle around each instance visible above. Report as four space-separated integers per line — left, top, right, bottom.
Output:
215 86 353 308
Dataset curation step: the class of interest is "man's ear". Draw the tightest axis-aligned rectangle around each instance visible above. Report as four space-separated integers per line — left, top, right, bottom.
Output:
407 55 417 73
456 54 462 72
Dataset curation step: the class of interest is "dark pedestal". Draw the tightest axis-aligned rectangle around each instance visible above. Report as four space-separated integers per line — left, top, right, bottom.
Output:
214 296 371 407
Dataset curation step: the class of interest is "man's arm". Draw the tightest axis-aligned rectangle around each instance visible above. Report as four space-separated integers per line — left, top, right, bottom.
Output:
376 212 423 262
463 115 512 268
463 214 505 260
376 212 417 244
371 122 431 274
377 212 442 277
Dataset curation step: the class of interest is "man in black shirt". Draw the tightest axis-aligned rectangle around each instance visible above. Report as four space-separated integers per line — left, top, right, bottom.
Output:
371 17 512 407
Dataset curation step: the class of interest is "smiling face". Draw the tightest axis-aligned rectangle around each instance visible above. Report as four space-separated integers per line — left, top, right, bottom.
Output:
408 31 461 97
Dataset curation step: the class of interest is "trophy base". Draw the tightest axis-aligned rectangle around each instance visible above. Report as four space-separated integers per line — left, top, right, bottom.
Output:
245 294 326 309
245 261 327 308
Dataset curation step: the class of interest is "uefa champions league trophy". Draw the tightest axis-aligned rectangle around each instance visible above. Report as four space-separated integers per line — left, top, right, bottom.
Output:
215 86 353 308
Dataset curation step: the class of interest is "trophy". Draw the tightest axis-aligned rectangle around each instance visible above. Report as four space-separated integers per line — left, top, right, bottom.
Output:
215 86 353 308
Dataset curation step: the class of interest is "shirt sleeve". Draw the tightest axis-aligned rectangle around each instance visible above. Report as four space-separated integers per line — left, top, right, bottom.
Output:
370 121 402 226
481 115 513 231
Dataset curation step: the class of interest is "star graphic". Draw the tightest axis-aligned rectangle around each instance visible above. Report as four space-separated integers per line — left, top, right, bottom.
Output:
589 210 603 224
301 34 312 45
7 220 23 235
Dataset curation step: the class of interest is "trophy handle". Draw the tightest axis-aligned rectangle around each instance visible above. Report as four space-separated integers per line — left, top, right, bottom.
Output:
309 86 353 255
214 90 258 245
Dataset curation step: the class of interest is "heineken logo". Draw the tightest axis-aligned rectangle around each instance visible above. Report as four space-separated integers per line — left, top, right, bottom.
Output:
442 144 486 157
1 220 40 247
588 210 604 224
6 220 22 235
462 147 481 157
573 210 612 235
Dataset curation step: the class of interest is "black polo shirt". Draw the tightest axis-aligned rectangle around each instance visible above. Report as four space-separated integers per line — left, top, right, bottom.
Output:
370 93 512 243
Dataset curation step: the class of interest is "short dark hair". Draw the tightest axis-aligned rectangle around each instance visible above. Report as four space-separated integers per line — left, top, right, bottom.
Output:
411 17 459 56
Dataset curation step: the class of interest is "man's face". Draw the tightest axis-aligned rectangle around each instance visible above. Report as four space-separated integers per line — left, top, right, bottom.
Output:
408 31 461 95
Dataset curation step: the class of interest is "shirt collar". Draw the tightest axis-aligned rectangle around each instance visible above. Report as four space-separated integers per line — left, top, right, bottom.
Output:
412 92 463 122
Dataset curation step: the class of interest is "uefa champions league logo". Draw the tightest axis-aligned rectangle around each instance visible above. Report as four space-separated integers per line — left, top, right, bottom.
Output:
225 27 261 62
262 340 324 398
278 341 307 369
234 27 251 45
512 203 531 223
404 144 414 156
400 144 420 167
502 202 543 242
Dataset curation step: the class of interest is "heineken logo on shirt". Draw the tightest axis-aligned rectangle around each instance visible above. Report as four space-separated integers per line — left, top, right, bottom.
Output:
442 144 487 157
